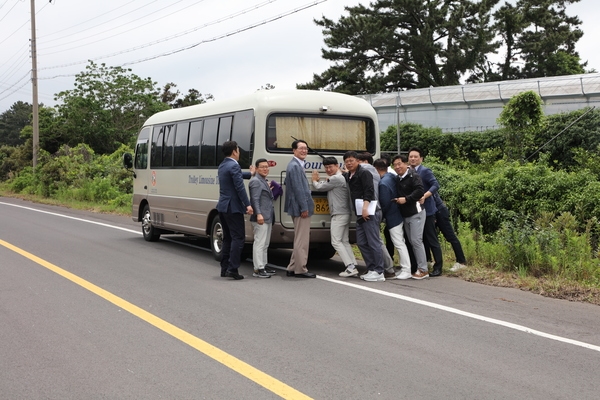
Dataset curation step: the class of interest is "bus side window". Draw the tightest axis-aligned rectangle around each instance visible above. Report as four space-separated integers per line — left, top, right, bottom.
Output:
201 118 219 167
187 121 202 167
151 126 164 167
232 110 254 168
134 127 150 170
174 122 189 167
135 141 148 169
266 115 277 152
216 116 233 166
162 124 175 167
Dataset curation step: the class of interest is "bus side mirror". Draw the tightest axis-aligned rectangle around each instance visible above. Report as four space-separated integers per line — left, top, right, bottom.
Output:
123 153 133 169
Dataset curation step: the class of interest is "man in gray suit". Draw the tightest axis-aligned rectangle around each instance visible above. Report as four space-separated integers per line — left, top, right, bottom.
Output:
284 139 316 278
216 141 254 280
249 158 277 278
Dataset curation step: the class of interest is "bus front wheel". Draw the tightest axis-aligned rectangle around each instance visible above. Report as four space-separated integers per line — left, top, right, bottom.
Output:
141 204 161 242
210 216 223 261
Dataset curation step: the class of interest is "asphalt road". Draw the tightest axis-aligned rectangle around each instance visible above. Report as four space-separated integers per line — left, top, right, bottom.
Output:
1 197 600 399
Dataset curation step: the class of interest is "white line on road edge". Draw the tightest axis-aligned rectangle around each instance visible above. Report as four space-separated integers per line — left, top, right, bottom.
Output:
316 275 600 353
3 200 599 353
0 201 141 235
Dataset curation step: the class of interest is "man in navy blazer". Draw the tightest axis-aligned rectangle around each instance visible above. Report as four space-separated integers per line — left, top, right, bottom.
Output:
283 139 316 278
217 141 254 280
409 147 443 277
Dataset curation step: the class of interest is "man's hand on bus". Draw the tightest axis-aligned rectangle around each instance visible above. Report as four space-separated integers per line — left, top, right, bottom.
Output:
257 214 264 225
311 170 320 182
301 210 309 218
249 165 256 175
246 205 254 215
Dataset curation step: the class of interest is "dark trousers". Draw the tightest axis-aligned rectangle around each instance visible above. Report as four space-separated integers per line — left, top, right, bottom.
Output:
406 238 417 274
219 212 245 275
435 204 466 264
383 225 395 261
423 214 443 271
356 212 384 274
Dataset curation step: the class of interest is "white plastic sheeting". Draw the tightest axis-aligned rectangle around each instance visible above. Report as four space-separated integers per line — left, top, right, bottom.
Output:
357 73 600 132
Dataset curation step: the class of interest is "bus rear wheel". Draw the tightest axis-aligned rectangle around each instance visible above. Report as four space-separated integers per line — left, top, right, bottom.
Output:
210 216 223 261
141 204 161 242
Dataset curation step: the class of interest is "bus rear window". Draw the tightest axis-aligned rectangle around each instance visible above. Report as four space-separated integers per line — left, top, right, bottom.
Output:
266 114 374 154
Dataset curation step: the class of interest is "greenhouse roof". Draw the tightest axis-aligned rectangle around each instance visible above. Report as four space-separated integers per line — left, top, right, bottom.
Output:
357 73 600 108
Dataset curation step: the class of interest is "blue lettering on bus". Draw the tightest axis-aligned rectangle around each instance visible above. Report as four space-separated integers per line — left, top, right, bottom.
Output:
303 161 323 170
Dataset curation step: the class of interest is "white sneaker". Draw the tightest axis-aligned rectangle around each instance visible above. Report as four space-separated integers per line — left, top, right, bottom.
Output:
339 268 359 277
450 262 466 272
361 270 385 282
395 270 412 280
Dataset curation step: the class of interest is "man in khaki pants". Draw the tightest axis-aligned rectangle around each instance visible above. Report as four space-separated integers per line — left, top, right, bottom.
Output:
284 139 316 278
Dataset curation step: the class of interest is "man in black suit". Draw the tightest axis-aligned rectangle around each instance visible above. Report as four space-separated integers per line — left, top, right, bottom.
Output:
216 141 254 280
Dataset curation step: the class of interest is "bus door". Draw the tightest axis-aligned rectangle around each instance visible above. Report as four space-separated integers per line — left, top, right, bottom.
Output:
132 127 151 220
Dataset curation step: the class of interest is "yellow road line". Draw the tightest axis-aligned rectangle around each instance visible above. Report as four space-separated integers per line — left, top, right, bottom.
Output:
0 239 312 400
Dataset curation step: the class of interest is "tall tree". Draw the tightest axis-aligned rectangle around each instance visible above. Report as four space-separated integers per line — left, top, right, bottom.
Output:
53 61 169 154
0 101 32 147
517 0 584 78
298 0 500 93
160 83 213 108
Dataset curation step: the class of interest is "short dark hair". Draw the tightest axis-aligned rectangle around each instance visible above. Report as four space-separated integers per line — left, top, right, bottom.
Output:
322 156 338 166
343 151 359 161
380 153 393 164
373 158 388 171
255 158 268 167
292 139 308 150
357 152 374 165
392 154 408 164
222 141 238 157
408 147 424 158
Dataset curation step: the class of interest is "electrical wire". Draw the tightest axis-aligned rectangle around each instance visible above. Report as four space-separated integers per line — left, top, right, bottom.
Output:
40 0 277 59
40 0 176 49
39 0 323 75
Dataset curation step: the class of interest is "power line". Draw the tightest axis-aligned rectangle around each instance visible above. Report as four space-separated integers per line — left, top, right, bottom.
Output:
40 0 174 49
39 0 321 75
39 0 139 40
0 71 31 102
120 1 326 67
0 0 19 25
40 0 278 62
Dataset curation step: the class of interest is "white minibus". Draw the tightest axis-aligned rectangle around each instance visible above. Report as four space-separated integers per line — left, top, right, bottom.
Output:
123 89 380 260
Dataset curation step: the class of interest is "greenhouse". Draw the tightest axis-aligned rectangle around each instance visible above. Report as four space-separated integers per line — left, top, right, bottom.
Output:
357 73 600 133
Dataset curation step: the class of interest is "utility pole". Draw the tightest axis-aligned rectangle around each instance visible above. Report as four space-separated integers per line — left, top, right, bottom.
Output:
30 0 39 168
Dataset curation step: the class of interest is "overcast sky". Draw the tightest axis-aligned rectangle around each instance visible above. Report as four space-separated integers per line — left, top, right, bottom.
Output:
1 0 599 113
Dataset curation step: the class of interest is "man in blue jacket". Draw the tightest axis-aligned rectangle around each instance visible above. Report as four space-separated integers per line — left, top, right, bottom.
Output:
216 141 254 280
408 147 443 277
374 158 412 279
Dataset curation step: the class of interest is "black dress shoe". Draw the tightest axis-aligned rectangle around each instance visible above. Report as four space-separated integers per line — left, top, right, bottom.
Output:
429 269 442 277
226 271 244 280
220 271 227 277
294 272 316 278
286 271 295 277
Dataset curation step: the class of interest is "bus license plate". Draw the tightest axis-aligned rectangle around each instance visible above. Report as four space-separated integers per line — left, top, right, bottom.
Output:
313 198 330 215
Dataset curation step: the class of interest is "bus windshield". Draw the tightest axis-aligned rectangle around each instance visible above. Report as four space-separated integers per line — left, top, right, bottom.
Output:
266 114 375 154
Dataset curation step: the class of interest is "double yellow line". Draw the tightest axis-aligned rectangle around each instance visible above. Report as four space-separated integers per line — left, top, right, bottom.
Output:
0 239 312 400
